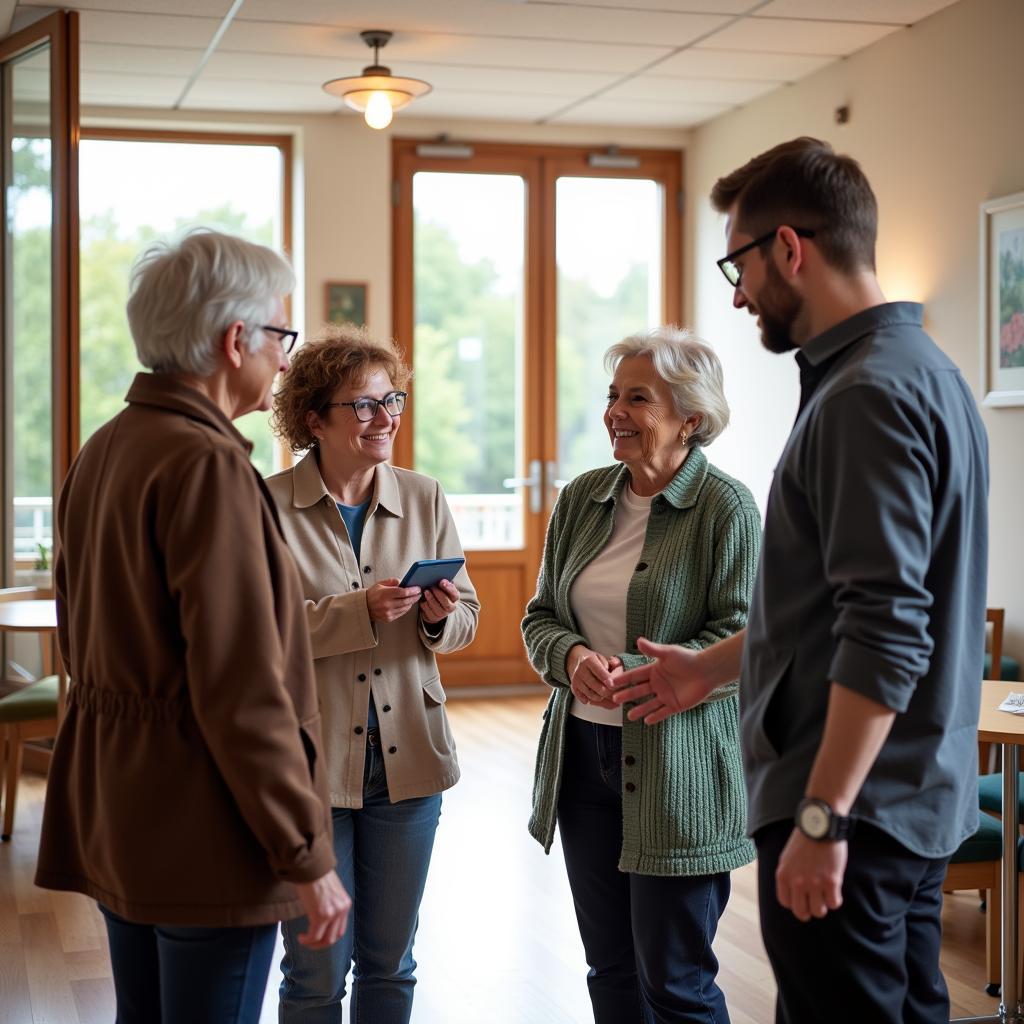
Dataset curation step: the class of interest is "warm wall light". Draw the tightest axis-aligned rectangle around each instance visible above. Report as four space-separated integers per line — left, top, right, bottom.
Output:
322 30 431 130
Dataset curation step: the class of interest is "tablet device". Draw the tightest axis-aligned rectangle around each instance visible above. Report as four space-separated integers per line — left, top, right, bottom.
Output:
399 557 466 591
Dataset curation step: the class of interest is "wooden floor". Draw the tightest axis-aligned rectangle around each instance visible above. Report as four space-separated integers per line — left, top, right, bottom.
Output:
0 695 998 1023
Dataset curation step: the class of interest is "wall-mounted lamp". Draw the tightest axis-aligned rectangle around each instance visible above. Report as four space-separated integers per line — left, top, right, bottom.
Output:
322 30 431 130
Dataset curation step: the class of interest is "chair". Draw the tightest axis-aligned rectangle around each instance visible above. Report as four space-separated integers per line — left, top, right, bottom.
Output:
0 587 61 841
943 811 1003 994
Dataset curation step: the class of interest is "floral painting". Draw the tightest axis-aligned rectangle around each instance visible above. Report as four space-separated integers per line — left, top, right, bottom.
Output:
981 191 1024 406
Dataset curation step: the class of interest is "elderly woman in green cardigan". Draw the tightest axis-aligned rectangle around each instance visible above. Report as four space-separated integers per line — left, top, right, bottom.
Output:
523 327 760 1024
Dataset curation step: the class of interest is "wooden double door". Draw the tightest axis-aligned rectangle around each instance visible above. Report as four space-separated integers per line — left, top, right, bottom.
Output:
391 139 682 686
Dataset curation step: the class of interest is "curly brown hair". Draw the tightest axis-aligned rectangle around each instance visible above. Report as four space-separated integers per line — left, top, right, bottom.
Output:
271 322 412 453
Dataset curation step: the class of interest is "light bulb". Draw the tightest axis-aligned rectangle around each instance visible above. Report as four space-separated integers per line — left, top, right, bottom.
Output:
364 92 393 130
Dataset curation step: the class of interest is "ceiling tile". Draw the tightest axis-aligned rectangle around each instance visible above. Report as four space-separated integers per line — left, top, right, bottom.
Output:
22 0 232 15
696 17 899 55
81 42 204 76
202 51 618 98
755 0 961 24
78 9 224 48
603 75 779 105
180 78 340 113
529 0 757 11
80 70 184 104
404 90 580 121
219 21 670 74
652 47 833 80
550 96 730 128
236 0 730 47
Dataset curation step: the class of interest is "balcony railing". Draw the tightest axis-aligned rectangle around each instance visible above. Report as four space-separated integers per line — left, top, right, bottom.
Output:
13 496 53 560
447 493 520 549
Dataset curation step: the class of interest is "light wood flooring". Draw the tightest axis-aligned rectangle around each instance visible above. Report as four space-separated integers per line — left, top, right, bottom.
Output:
0 695 999 1023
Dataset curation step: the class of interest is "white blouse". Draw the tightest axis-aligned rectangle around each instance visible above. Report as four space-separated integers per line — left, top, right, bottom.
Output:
567 484 653 726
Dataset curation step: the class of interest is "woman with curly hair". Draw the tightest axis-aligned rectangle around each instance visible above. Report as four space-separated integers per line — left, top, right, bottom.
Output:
267 323 479 1024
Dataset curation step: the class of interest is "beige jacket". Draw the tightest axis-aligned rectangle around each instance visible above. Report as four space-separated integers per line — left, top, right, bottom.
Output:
35 374 334 927
266 453 479 807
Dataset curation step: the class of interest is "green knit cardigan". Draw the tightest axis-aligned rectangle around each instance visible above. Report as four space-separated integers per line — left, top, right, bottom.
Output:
523 449 761 876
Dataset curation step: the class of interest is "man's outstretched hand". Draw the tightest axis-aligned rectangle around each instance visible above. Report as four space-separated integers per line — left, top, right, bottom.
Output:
609 637 715 724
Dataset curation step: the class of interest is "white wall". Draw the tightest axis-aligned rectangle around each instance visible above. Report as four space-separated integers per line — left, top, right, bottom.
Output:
687 0 1024 657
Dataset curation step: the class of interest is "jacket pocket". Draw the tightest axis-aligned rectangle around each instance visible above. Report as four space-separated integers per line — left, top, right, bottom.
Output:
743 647 794 763
298 713 322 781
422 675 446 706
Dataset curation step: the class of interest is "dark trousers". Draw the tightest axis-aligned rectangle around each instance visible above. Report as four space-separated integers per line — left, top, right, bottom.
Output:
557 715 732 1024
755 819 951 1024
99 904 276 1024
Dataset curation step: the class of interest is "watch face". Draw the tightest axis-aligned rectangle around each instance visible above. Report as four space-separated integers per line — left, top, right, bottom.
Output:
800 802 830 839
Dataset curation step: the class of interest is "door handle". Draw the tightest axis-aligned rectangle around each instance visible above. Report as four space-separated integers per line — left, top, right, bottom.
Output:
503 458 542 514
545 461 568 507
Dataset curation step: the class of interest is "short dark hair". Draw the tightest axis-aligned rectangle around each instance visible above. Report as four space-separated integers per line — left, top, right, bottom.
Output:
710 137 878 274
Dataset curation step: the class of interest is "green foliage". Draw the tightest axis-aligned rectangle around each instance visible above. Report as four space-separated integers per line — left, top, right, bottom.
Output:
34 542 50 571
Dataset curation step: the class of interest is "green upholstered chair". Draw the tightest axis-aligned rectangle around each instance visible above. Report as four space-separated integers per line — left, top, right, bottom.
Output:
944 812 1003 994
0 588 62 841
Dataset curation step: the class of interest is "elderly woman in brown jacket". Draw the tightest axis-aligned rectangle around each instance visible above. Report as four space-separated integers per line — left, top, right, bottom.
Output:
267 324 479 1023
34 230 350 1024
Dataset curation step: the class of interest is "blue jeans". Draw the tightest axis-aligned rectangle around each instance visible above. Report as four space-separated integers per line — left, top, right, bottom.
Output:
99 904 276 1024
557 716 731 1024
279 731 442 1024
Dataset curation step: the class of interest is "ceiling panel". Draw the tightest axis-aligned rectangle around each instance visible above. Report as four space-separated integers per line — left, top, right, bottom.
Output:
533 0 758 11
550 95 730 127
236 0 731 48
398 90 576 122
755 0 961 23
81 42 204 76
696 17 899 55
22 0 231 16
78 9 224 48
202 51 618 99
80 70 185 104
652 48 833 81
603 75 779 106
181 79 341 113
219 21 671 74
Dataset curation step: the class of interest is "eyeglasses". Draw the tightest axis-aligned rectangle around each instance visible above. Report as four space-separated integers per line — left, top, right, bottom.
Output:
324 391 408 422
716 227 816 287
261 325 300 354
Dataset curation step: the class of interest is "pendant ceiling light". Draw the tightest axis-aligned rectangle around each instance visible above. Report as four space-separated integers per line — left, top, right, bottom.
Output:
322 30 431 130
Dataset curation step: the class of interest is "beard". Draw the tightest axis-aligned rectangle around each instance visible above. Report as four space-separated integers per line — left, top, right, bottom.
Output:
757 258 802 354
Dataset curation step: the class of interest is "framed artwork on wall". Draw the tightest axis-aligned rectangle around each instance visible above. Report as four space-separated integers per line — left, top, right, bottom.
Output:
325 281 368 327
980 190 1024 407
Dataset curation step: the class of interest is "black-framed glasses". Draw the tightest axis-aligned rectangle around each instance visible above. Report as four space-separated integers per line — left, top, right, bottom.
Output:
261 324 299 354
324 391 408 422
716 227 816 287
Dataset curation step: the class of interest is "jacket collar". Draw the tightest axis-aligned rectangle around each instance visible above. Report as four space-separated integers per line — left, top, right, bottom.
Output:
798 301 924 368
291 451 404 518
590 446 709 510
125 372 253 454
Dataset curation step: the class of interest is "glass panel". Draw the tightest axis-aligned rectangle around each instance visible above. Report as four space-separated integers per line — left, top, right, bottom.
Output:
555 176 663 485
78 140 284 474
412 172 525 549
5 43 53 589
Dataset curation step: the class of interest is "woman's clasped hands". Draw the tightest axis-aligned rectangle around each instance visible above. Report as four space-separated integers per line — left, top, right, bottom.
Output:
566 644 623 709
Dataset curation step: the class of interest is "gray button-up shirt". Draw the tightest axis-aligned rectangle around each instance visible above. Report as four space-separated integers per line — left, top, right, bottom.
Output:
741 302 989 858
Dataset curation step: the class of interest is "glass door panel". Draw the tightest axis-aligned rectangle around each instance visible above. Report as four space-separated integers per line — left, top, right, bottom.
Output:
411 171 525 549
555 176 664 486
4 42 53 589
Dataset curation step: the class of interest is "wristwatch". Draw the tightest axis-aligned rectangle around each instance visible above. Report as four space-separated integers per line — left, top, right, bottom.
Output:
795 797 854 842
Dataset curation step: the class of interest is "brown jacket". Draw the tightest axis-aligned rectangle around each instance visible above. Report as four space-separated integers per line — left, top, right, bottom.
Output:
34 374 335 927
265 454 479 807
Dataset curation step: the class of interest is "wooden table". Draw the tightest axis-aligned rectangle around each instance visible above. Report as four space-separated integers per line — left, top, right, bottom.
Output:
0 600 66 717
956 681 1024 1023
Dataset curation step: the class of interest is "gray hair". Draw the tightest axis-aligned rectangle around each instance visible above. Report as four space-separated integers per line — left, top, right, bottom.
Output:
604 326 730 447
126 229 295 376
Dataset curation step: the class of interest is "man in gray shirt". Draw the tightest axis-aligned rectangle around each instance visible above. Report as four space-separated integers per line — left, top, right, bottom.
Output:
611 138 989 1023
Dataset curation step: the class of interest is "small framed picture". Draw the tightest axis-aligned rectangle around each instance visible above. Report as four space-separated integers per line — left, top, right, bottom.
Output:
980 190 1024 407
325 281 368 327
